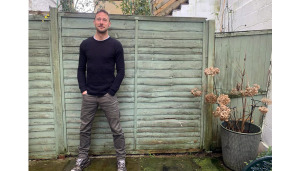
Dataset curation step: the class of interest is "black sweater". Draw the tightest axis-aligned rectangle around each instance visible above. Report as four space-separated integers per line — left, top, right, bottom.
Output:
77 37 125 96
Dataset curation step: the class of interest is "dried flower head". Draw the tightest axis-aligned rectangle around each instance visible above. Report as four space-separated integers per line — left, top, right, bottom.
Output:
205 93 217 104
213 104 231 121
204 67 220 76
240 84 260 96
191 88 202 97
261 98 272 105
217 94 231 105
259 106 268 114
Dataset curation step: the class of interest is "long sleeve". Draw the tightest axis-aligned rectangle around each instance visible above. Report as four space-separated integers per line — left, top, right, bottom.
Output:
77 41 87 93
108 42 125 96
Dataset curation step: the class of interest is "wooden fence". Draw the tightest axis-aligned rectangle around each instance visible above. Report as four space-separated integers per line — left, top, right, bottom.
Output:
28 8 271 159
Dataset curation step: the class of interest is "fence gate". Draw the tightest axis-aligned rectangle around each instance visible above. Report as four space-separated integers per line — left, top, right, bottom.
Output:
29 8 215 159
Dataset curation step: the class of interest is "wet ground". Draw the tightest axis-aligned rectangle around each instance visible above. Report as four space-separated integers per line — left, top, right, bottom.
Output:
29 153 232 171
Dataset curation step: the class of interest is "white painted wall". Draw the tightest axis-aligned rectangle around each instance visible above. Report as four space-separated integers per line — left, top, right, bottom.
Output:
172 0 272 32
29 0 59 11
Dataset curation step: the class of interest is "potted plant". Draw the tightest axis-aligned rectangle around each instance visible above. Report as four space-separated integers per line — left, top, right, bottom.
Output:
191 57 271 171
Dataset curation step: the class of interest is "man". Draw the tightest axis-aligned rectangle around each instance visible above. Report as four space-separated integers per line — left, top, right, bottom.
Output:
71 9 126 171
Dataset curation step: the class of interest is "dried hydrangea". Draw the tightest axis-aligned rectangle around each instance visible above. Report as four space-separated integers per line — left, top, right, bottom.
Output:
240 84 260 96
261 98 272 105
213 104 231 121
191 88 202 97
217 94 231 105
259 106 268 114
204 67 220 76
205 93 217 104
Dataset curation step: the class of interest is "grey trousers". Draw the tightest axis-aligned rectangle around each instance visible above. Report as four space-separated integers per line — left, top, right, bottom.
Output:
78 93 126 160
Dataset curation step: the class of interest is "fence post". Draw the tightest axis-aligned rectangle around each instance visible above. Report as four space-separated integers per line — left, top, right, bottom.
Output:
203 20 215 150
50 7 65 156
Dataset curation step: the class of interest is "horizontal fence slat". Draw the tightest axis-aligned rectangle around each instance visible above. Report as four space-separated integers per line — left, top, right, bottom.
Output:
62 17 135 30
29 66 52 73
62 28 135 39
29 104 54 112
138 39 202 48
29 73 52 80
138 47 202 55
29 80 52 89
29 112 54 119
29 118 54 126
136 137 200 145
29 40 50 48
137 102 201 109
29 30 50 40
29 137 56 145
138 54 202 61
29 20 50 30
29 57 51 66
138 30 203 40
138 69 202 78
138 21 203 32
29 96 54 104
138 61 202 70
29 49 50 57
29 89 53 97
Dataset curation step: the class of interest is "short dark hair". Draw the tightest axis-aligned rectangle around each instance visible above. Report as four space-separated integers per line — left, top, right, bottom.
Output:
95 9 110 21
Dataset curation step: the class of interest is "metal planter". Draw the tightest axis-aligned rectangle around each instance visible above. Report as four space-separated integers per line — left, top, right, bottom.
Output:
220 121 262 171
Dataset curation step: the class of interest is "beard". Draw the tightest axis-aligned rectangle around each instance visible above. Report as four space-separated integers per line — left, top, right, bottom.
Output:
96 26 109 34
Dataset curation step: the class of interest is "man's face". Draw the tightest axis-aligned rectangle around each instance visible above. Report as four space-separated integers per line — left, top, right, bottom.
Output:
94 12 111 33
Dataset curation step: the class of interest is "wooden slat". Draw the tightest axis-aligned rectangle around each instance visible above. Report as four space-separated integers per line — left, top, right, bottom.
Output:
138 30 203 40
137 102 201 109
137 61 202 70
29 96 53 104
138 54 201 61
29 73 52 80
29 118 54 126
29 66 52 73
29 151 57 159
137 69 202 78
29 104 54 112
138 39 202 48
62 28 135 39
29 137 56 145
29 30 50 40
136 137 199 145
29 20 49 30
138 47 202 55
29 48 50 57
29 40 49 48
29 144 56 152
29 89 53 97
29 57 50 66
29 112 53 119
138 21 203 32
62 17 135 30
